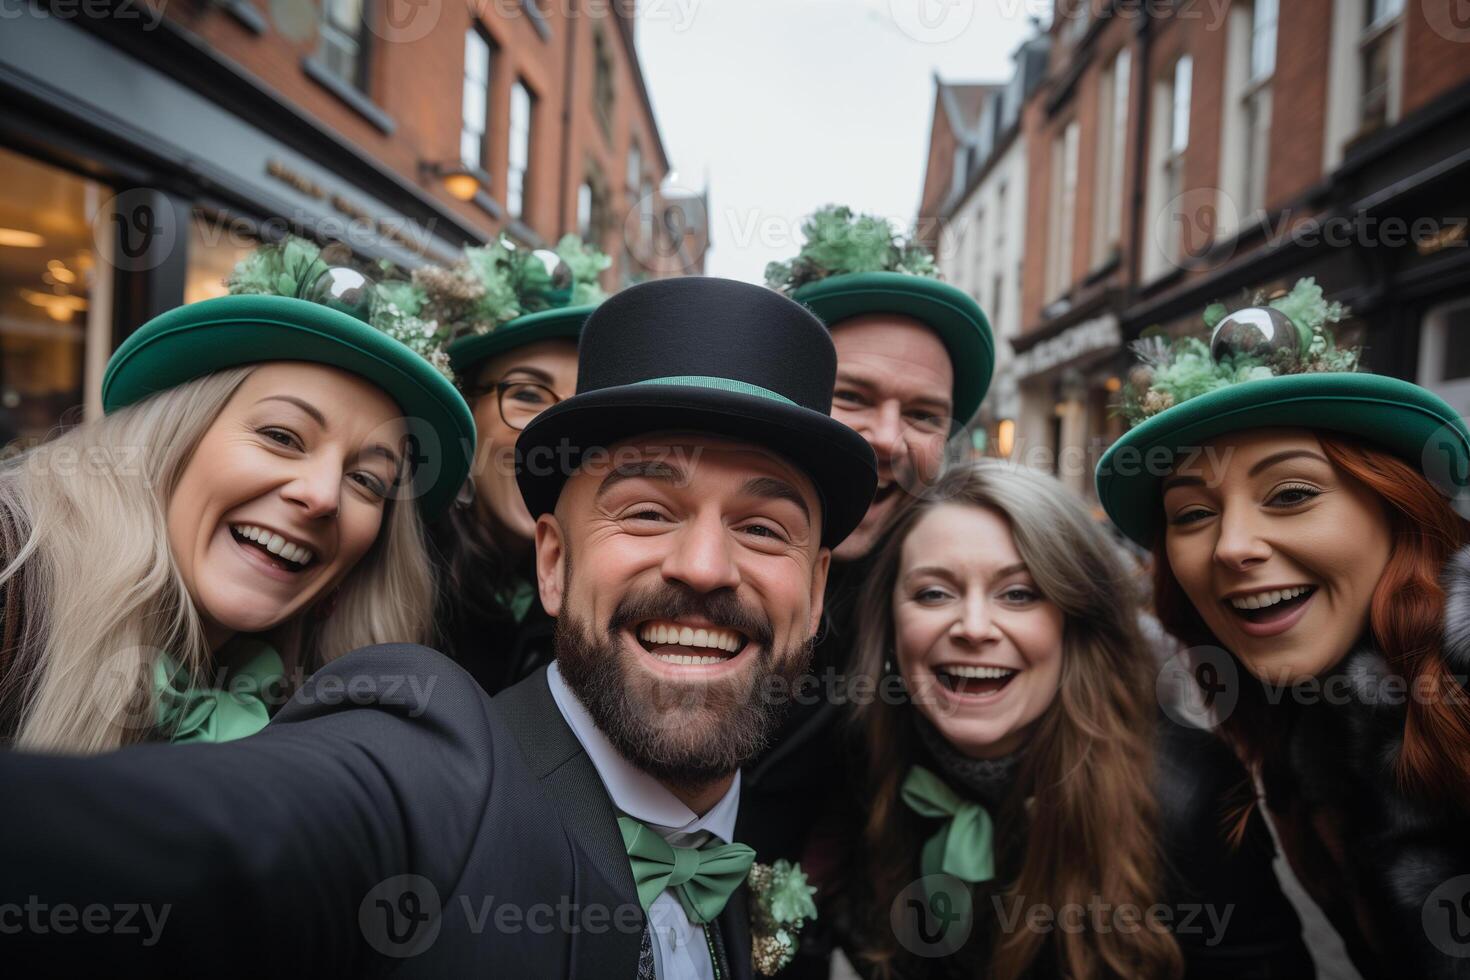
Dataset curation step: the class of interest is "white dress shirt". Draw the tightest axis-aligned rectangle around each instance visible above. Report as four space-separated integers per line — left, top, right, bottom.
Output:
547 663 742 980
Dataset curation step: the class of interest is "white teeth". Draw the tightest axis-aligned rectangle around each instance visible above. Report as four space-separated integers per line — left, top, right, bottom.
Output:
230 525 315 568
1229 585 1310 610
652 653 727 666
637 621 745 655
943 665 1017 680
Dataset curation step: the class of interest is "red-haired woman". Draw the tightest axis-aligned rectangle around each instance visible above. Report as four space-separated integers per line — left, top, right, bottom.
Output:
1096 281 1470 979
831 460 1311 980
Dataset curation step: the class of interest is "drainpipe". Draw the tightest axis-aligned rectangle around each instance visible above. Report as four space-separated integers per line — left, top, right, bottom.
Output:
1125 10 1153 313
558 0 580 234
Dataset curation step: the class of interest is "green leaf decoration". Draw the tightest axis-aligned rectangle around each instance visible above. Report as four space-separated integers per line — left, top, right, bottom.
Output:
1116 277 1362 425
555 234 611 306
765 204 942 293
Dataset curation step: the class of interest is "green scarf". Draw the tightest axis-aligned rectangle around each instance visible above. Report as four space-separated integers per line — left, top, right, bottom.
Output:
153 637 285 744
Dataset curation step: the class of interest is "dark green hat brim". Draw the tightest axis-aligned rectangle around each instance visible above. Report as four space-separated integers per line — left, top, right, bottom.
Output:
102 294 475 516
792 272 994 424
446 305 594 377
1095 373 1470 547
516 381 878 549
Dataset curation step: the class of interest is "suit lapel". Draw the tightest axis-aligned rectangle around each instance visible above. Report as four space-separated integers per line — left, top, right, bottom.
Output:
717 882 754 980
495 668 644 973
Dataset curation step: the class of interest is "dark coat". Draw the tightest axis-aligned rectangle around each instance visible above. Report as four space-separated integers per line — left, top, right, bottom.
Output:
1255 546 1470 980
0 647 753 979
831 718 1316 980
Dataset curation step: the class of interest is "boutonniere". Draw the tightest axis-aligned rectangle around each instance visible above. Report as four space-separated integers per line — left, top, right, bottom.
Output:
747 860 817 975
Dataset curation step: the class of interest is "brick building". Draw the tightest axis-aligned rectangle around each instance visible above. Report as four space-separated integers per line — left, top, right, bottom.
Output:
0 0 698 445
919 39 1049 456
924 0 1470 500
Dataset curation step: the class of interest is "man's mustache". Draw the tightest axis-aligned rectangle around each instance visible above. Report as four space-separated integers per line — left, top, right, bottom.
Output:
608 584 775 650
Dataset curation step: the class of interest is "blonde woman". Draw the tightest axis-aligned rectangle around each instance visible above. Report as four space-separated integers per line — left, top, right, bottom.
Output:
0 241 473 753
831 461 1311 980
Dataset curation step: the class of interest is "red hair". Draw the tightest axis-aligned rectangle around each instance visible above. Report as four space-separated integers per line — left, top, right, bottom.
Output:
1152 433 1470 813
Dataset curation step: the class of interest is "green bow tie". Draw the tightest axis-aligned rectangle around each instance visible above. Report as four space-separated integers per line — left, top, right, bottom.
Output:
901 765 996 888
154 638 285 744
618 816 756 925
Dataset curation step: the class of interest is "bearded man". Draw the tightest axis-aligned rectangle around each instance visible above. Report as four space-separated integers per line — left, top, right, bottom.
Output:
0 276 876 979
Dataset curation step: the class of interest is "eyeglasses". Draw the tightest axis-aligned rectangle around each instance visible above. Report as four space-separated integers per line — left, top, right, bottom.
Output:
466 379 564 431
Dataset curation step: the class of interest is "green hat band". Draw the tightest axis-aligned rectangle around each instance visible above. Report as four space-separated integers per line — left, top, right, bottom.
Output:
636 376 796 405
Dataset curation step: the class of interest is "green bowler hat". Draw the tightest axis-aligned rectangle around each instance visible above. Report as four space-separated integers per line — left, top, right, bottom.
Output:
792 271 994 425
102 294 476 516
446 305 594 378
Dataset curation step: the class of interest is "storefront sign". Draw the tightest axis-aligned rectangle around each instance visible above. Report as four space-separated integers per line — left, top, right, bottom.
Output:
1013 314 1121 379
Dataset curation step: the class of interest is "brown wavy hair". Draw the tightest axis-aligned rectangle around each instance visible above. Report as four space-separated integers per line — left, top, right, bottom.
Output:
1152 433 1470 814
848 461 1183 980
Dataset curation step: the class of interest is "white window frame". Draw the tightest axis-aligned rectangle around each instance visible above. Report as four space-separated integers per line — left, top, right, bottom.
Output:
460 30 491 172
1143 55 1193 281
507 80 533 219
1091 47 1131 267
1045 119 1080 301
1324 0 1406 169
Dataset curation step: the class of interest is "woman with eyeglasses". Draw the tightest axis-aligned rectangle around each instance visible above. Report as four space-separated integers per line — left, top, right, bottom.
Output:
429 236 608 693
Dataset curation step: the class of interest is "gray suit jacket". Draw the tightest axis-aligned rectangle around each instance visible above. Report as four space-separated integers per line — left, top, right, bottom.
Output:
0 645 752 979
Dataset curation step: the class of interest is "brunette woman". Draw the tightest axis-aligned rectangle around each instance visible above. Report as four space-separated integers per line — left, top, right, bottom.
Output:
1096 280 1470 979
832 460 1312 980
428 237 606 692
0 239 473 752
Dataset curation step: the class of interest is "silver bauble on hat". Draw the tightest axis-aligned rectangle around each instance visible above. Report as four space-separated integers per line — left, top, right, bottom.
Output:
1209 307 1302 363
300 266 377 323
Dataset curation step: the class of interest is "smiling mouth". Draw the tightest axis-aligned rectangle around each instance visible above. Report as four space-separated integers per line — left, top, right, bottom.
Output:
634 619 748 666
936 664 1019 696
229 524 315 573
1225 585 1316 624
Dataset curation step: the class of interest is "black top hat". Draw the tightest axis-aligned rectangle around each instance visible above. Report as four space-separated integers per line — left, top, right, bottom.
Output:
515 277 877 547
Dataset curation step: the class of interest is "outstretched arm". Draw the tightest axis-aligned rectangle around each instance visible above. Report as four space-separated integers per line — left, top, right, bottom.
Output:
0 643 496 977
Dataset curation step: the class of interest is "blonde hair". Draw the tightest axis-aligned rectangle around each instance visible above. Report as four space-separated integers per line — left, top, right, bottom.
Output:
0 366 435 754
848 460 1182 980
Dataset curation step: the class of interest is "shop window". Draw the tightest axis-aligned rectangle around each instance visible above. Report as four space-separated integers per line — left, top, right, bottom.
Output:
0 146 111 443
1419 299 1470 418
185 211 258 305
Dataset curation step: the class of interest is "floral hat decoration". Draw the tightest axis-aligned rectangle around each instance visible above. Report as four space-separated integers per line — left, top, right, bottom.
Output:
766 204 994 425
1096 278 1470 546
101 237 476 515
441 234 611 380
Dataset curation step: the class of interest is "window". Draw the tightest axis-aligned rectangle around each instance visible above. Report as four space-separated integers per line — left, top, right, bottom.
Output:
460 31 492 171
0 146 112 438
185 211 257 305
1242 0 1276 215
1092 48 1131 265
578 165 607 245
318 0 369 91
507 80 534 219
593 30 615 137
1145 56 1193 279
1360 0 1405 132
1416 298 1470 419
1045 120 1080 301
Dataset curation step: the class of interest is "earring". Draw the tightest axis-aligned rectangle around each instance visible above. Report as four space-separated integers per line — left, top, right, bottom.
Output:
454 477 476 508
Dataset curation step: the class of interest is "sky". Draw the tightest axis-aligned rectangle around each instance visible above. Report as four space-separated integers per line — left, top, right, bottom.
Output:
636 0 1048 283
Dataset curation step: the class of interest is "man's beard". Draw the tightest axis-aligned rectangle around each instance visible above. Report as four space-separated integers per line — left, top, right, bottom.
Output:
555 578 815 790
